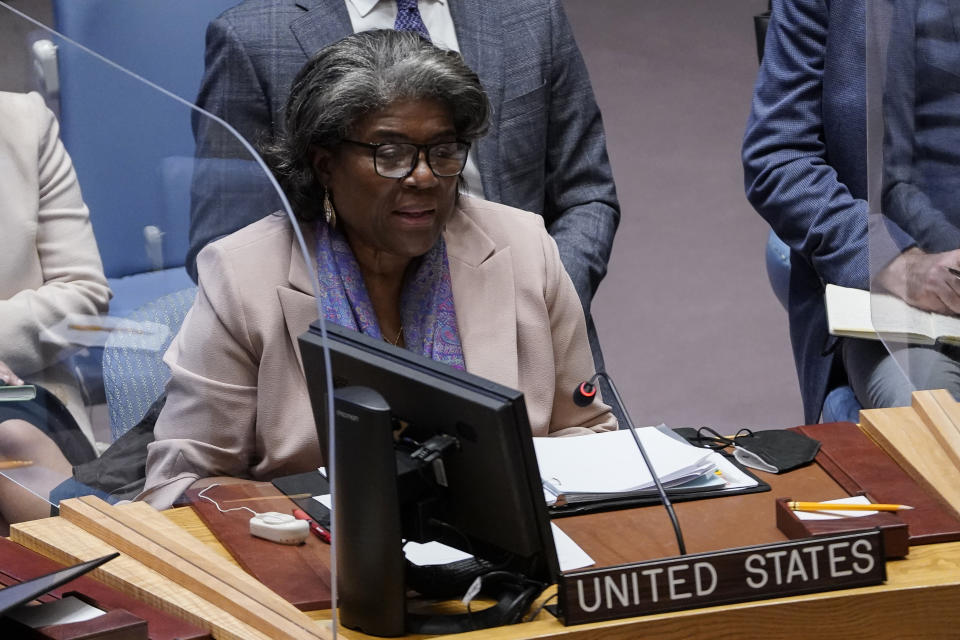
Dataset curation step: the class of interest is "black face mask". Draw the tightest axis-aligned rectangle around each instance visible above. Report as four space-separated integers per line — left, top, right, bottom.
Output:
679 427 821 474
730 429 821 473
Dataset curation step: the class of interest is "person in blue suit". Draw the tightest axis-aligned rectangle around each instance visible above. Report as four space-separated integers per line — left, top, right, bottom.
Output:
742 0 960 424
882 0 960 259
186 0 621 388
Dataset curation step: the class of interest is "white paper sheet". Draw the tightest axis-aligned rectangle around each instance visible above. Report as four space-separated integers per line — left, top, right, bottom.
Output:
550 523 594 571
794 495 877 520
403 540 473 566
316 493 595 572
534 427 716 497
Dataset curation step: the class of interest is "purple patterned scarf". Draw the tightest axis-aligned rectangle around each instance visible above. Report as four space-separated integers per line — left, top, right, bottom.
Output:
314 222 465 369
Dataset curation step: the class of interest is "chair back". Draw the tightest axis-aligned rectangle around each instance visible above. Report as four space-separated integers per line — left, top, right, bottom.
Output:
52 0 238 278
103 287 197 439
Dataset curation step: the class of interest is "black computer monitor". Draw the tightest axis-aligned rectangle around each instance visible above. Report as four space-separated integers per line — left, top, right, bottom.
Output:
299 322 559 636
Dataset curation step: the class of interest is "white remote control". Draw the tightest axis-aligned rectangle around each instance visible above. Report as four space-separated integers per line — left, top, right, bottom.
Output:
249 512 310 545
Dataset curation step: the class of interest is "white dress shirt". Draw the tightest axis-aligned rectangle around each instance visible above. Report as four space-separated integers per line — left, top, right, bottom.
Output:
343 0 484 199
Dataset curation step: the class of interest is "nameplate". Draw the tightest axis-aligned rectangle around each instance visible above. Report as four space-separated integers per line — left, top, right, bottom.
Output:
558 529 885 625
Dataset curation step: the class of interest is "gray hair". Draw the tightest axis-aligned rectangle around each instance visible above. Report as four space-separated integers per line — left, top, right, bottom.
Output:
261 29 490 222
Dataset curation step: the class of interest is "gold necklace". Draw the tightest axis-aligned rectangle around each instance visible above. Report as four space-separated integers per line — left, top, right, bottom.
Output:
384 325 404 346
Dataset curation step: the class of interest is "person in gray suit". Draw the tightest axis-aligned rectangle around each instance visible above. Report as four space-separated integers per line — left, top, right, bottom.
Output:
187 0 620 378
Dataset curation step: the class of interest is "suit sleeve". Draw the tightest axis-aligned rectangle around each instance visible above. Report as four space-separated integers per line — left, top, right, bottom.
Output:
540 0 620 313
187 14 277 282
141 241 259 508
540 224 617 436
0 95 111 376
743 0 885 288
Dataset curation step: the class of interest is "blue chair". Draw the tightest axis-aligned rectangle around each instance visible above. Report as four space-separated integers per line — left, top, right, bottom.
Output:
28 0 238 421
764 231 862 423
47 0 239 307
764 229 791 310
821 385 863 424
103 287 196 439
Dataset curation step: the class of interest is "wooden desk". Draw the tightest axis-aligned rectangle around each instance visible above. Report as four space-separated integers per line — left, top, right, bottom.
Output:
162 470 960 640
8 419 960 639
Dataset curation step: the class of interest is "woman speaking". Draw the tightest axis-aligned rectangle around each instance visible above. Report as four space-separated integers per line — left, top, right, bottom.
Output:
140 30 616 508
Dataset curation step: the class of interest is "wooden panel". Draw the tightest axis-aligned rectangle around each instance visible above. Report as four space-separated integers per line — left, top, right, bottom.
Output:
860 405 960 518
10 517 273 640
55 497 332 640
184 483 332 610
912 389 960 469
0 537 209 640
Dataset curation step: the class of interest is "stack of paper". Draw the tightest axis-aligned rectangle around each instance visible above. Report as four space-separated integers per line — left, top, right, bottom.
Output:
534 427 756 506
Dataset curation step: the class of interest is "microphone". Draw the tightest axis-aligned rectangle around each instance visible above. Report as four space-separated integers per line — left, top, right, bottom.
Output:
572 381 597 407
574 372 687 556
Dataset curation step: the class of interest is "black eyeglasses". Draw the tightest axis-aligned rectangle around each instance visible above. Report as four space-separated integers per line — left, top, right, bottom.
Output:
690 427 755 450
340 139 470 179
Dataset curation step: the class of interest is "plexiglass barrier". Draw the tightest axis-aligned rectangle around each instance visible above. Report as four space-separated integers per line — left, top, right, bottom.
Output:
0 3 340 637
0 4 574 637
866 0 960 418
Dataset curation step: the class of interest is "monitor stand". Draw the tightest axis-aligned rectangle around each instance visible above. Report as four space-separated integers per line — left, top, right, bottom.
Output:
331 386 545 637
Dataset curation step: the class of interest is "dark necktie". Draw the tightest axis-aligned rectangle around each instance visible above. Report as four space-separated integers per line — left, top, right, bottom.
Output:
393 0 431 41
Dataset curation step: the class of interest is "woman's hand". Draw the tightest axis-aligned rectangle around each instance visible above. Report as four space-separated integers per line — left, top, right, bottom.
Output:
0 361 25 387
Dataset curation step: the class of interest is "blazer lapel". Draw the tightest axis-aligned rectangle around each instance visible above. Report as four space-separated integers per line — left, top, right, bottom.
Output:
444 203 518 388
276 211 518 385
291 0 353 59
279 224 320 373
449 1 503 203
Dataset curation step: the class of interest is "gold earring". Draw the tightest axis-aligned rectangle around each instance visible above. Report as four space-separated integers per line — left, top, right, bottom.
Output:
323 190 337 228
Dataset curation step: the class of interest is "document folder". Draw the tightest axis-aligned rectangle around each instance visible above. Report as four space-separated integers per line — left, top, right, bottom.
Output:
547 453 769 517
792 421 960 544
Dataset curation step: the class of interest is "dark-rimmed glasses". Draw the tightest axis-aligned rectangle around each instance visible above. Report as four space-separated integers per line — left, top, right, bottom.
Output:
690 427 755 450
341 139 470 179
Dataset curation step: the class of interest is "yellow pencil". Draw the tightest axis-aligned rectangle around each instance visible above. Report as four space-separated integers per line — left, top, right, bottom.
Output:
788 501 913 512
68 324 145 334
0 460 34 470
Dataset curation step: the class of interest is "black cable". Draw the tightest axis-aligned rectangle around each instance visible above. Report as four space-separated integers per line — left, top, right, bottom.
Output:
425 517 477 558
577 372 687 555
525 591 558 622
473 570 546 624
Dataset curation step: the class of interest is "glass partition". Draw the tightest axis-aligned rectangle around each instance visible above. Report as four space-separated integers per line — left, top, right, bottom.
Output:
0 4 573 635
0 4 340 636
866 0 960 406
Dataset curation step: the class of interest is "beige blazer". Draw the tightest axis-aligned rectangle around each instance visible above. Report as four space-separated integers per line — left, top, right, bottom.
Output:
140 197 615 508
0 92 111 444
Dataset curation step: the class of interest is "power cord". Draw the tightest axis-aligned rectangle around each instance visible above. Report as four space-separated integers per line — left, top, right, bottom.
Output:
525 591 558 622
